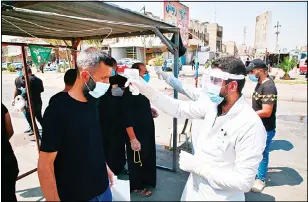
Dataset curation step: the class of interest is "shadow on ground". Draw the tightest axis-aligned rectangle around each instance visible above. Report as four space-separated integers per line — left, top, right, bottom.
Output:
267 167 304 187
270 140 294 152
16 186 44 200
245 192 276 201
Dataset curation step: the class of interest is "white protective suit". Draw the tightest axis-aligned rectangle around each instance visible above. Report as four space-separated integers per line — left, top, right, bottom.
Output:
125 73 267 201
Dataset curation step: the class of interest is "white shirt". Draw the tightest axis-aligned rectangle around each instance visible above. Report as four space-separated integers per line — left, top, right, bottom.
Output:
151 94 267 201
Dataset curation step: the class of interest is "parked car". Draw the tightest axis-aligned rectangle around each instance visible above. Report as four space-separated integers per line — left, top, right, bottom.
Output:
2 62 11 70
117 58 141 73
117 61 130 73
299 58 307 75
12 62 23 70
165 59 182 72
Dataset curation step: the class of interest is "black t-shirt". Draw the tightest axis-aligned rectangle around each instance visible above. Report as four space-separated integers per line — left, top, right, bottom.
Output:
252 79 278 131
40 93 109 201
15 75 44 105
48 91 67 106
1 103 14 158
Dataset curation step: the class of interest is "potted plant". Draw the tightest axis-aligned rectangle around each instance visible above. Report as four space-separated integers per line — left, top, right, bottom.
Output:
279 57 297 80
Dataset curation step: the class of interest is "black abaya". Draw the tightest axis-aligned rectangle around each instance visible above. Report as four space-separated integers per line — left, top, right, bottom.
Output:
123 90 156 191
98 91 127 175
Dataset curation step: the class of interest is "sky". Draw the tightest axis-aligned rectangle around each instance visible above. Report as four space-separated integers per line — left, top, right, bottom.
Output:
109 1 307 51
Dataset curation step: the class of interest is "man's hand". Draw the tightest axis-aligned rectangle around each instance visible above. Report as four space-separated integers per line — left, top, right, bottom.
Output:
155 68 169 80
130 138 141 151
106 165 115 187
124 77 157 101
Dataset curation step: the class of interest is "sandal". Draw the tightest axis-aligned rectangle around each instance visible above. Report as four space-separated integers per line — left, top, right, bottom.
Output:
134 189 152 197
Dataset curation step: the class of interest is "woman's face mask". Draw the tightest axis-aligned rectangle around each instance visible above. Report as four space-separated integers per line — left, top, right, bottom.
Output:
143 73 150 83
17 70 23 77
111 87 124 97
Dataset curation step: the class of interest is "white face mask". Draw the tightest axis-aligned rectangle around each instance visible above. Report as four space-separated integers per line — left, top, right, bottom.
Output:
85 74 110 98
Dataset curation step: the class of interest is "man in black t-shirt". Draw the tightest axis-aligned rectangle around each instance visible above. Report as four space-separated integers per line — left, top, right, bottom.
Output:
245 57 251 67
49 69 77 105
246 59 278 193
12 67 44 134
2 103 19 202
38 48 115 201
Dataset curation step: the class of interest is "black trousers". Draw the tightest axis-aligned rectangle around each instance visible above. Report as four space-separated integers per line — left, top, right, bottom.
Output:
25 102 43 131
2 155 19 202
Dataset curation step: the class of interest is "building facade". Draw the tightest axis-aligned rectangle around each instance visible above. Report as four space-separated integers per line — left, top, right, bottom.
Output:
206 23 223 53
223 41 237 56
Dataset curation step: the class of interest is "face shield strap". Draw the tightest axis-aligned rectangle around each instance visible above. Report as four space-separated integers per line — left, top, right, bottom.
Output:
209 68 245 81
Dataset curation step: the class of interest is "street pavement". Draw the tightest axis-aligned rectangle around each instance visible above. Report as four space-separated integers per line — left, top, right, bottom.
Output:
1 69 307 201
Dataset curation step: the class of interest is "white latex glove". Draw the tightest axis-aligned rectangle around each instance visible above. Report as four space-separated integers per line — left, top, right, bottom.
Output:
179 150 211 177
130 138 141 151
155 68 169 80
124 77 158 101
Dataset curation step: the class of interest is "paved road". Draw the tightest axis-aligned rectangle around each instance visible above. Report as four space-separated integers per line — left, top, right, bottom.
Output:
2 73 307 201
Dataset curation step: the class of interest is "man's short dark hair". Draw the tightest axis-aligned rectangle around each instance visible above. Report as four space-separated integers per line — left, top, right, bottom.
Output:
212 57 246 93
131 62 144 71
64 69 77 86
110 57 117 68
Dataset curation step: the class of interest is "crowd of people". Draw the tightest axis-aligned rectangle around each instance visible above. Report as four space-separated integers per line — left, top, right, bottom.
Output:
2 47 278 201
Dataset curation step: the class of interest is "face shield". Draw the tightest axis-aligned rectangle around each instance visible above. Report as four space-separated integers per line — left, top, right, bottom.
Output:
203 68 245 104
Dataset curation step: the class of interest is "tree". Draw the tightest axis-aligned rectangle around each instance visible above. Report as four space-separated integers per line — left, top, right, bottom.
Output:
279 56 297 80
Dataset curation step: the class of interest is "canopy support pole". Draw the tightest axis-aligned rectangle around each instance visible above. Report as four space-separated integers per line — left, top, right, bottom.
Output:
154 28 180 173
16 45 41 181
71 38 81 69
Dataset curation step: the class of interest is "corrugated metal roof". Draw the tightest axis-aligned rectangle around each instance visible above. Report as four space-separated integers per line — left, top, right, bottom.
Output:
1 1 177 40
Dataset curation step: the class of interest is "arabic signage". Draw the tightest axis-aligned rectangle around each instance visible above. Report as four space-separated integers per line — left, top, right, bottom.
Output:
29 45 52 66
164 0 189 46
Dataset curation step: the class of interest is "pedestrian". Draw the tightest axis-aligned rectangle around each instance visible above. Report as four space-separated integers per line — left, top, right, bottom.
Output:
191 58 195 70
123 63 157 197
38 48 115 201
98 57 127 175
245 57 251 67
125 57 267 201
2 103 19 202
48 68 77 105
163 60 167 72
12 66 44 135
246 59 278 192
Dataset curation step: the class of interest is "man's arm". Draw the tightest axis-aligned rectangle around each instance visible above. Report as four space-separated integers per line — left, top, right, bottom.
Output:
38 152 60 201
165 75 200 101
38 105 63 201
256 104 274 118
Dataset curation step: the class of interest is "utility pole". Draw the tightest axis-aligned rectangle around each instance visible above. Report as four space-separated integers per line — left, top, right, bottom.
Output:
140 5 145 15
243 26 246 45
214 4 216 23
274 21 281 51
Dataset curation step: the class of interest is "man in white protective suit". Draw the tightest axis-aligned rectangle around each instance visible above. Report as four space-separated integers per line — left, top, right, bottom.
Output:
126 57 267 201
155 68 213 154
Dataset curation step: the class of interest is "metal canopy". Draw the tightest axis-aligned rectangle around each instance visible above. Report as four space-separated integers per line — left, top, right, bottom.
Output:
1 1 177 40
2 1 180 173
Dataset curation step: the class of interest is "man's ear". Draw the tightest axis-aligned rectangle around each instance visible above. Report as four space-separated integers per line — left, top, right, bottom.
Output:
230 81 238 92
80 71 90 83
